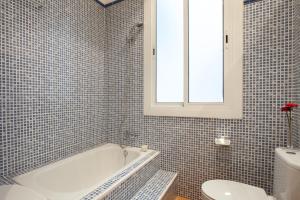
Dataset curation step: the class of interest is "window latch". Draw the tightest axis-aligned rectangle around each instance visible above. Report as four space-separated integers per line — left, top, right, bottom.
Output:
153 48 156 55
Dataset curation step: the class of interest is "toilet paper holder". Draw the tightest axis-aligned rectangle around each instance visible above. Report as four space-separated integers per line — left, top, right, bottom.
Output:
215 136 231 146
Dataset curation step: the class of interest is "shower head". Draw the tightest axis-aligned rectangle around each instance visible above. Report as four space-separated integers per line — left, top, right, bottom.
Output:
126 22 144 43
135 22 143 28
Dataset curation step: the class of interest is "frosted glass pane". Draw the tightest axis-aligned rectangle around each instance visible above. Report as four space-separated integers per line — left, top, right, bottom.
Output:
156 0 184 103
189 0 224 103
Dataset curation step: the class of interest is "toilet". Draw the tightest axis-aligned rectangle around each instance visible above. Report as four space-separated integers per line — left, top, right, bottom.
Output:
201 148 300 200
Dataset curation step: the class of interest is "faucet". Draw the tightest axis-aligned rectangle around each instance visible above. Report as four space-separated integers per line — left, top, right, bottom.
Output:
120 130 138 165
124 130 138 139
120 130 138 149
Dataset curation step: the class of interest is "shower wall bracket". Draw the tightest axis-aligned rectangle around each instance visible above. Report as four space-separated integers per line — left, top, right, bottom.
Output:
244 0 263 4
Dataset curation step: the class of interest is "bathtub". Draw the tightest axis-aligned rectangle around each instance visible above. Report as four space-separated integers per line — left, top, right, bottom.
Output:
13 143 159 200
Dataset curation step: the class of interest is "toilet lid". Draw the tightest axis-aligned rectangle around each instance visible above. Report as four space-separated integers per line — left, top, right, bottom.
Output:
201 180 269 200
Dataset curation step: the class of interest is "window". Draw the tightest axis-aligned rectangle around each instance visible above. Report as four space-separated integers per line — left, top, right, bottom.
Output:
144 0 243 119
156 0 184 103
189 0 224 103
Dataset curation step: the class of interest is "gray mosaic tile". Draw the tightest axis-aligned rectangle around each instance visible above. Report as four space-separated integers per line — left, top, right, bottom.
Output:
0 176 16 185
1 0 298 200
130 170 177 200
82 152 160 200
101 154 160 200
105 0 295 199
293 0 300 147
0 0 107 176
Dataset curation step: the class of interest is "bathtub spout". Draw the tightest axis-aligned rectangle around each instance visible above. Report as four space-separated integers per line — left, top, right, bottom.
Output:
123 149 128 158
122 148 128 166
119 144 128 165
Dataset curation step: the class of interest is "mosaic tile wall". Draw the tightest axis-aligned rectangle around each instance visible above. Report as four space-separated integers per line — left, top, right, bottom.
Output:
106 0 294 199
1 0 297 199
0 0 107 176
102 154 160 200
105 0 144 145
293 0 300 147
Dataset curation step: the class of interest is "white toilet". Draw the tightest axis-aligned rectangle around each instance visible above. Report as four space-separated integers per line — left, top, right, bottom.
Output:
201 148 300 200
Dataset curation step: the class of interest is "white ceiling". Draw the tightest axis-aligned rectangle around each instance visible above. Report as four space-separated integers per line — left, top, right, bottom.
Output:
98 0 118 6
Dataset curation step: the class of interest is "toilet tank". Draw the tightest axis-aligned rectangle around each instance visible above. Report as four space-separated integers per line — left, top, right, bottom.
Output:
273 148 300 200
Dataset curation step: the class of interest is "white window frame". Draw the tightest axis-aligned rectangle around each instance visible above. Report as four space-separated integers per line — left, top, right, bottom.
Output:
144 0 243 119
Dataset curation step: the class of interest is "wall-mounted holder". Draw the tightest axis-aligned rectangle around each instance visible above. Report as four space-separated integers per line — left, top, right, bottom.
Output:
215 136 231 146
141 145 148 152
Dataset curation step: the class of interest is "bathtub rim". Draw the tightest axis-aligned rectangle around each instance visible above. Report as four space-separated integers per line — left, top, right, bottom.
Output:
13 143 160 200
14 143 143 183
83 148 160 200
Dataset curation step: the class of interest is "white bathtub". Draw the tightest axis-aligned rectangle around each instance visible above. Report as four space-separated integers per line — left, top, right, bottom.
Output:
13 143 158 200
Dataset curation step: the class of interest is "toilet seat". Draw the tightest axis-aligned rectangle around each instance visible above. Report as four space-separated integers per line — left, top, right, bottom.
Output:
201 180 269 200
